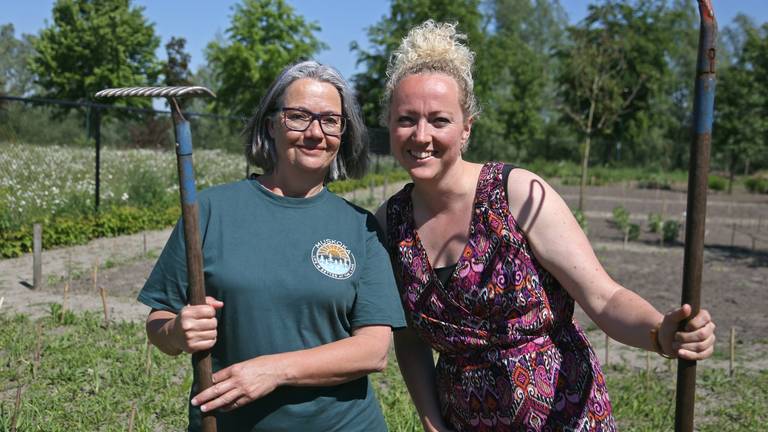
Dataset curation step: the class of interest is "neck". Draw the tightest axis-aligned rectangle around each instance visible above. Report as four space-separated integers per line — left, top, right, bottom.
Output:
411 160 477 214
258 169 326 198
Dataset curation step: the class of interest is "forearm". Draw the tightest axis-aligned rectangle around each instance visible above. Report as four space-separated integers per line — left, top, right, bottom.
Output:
146 310 183 356
272 326 391 387
592 287 664 351
394 329 448 432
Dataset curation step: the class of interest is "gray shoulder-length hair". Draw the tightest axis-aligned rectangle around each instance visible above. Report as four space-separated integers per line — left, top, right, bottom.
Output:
244 60 368 181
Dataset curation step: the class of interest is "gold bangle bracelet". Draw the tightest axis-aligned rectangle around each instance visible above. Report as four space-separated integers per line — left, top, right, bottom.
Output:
650 322 675 359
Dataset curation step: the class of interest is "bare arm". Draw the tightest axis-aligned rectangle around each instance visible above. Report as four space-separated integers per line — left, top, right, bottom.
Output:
394 328 454 432
146 296 224 356
506 169 715 358
191 325 392 412
375 202 454 432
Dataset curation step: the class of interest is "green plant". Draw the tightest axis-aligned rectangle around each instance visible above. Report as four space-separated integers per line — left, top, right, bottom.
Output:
612 205 631 231
662 220 681 244
647 213 663 233
627 223 640 241
637 174 672 190
708 175 727 191
744 173 768 194
572 209 589 234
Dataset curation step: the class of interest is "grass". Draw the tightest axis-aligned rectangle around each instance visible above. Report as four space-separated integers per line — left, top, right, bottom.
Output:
1 309 765 431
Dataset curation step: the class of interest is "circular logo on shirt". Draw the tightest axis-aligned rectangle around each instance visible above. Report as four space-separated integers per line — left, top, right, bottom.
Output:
311 239 356 280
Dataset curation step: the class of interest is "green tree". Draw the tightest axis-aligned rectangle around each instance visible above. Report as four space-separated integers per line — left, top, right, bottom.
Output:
557 2 648 211
30 0 160 107
715 15 768 188
0 24 37 96
351 0 484 128
470 0 568 162
205 0 326 116
164 36 192 88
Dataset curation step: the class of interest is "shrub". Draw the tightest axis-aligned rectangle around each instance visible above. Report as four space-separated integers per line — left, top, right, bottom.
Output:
744 173 768 194
662 220 681 244
708 175 727 191
647 213 663 233
628 223 641 241
612 205 631 231
637 174 672 190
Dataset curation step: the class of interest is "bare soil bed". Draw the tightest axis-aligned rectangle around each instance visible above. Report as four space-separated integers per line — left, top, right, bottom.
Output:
2 183 766 363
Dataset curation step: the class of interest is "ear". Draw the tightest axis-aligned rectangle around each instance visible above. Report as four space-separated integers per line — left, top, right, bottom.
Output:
460 116 474 151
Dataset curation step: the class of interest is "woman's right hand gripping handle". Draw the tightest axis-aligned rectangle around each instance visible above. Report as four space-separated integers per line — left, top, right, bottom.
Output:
146 296 224 356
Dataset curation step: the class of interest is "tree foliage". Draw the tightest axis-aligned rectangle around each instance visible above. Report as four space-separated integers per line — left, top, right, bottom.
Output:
205 0 326 116
0 24 37 96
714 15 768 183
30 0 160 108
351 0 485 128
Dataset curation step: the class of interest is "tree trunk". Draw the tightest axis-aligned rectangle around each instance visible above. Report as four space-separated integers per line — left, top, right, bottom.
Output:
728 152 735 195
578 134 592 212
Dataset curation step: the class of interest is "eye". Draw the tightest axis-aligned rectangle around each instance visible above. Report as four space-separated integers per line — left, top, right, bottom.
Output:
432 117 451 127
321 116 340 126
286 111 310 121
397 116 415 126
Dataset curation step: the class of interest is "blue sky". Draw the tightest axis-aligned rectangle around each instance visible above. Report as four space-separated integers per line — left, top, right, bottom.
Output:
3 0 768 80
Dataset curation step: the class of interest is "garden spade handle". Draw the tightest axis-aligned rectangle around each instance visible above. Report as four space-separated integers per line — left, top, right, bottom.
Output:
675 2 716 431
95 86 217 432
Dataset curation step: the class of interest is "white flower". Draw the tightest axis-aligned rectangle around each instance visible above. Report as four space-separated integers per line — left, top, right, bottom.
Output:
121 193 129 201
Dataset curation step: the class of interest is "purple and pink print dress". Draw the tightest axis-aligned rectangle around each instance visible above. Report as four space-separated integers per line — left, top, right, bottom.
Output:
386 162 617 431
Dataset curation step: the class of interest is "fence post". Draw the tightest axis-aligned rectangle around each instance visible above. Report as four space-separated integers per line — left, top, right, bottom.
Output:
33 223 42 290
88 105 102 213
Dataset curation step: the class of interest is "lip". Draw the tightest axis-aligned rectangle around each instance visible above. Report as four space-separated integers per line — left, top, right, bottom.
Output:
407 149 436 161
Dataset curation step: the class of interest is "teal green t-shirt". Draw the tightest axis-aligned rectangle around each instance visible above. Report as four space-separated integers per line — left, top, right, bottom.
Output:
138 179 406 432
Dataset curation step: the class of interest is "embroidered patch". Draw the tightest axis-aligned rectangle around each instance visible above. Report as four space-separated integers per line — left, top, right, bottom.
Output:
311 239 356 280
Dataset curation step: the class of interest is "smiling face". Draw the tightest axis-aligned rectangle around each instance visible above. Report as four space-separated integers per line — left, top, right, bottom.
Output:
388 73 472 181
267 78 343 178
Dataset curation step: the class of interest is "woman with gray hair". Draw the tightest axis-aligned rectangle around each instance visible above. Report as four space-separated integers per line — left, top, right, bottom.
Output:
139 60 405 431
377 21 715 431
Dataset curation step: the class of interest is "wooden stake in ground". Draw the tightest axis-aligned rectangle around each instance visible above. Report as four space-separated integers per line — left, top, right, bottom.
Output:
33 223 42 290
729 327 736 377
128 401 137 432
145 338 153 375
0 296 5 311
99 287 109 327
32 323 43 378
10 385 23 432
646 350 651 381
61 282 69 320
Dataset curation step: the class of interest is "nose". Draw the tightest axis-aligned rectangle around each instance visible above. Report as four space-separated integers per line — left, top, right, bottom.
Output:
304 118 325 139
412 119 430 145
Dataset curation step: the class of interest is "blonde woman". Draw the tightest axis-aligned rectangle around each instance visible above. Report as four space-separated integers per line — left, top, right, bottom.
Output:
376 21 715 431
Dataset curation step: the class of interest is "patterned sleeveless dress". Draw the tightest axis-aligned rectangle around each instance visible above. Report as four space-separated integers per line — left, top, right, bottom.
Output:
386 162 617 431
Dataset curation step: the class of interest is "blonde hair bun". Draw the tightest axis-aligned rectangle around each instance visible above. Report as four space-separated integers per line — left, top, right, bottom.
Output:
381 20 479 126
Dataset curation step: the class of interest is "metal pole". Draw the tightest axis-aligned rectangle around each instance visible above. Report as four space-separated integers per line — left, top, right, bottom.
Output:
675 2 716 431
170 98 217 432
92 106 102 213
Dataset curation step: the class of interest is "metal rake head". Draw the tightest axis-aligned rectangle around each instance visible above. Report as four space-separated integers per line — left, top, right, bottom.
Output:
94 86 216 99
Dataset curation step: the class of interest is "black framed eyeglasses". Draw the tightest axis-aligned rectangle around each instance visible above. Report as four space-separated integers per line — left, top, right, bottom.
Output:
280 107 347 136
